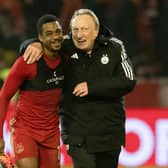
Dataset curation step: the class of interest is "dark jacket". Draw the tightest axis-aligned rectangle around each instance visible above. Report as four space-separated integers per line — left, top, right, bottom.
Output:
61 31 136 153
19 26 136 153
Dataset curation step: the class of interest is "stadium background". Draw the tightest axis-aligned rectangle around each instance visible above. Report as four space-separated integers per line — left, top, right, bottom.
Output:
0 0 168 167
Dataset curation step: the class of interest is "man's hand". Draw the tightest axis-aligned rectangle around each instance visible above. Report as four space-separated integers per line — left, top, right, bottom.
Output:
23 42 43 64
73 82 88 97
0 138 5 154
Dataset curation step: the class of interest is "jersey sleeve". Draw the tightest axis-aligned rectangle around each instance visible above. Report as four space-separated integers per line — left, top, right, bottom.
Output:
87 38 136 98
0 57 36 137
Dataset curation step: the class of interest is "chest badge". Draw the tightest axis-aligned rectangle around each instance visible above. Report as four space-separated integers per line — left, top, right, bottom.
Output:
101 54 109 64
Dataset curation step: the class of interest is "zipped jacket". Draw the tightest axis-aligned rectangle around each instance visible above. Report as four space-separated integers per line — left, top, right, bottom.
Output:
19 26 136 153
61 33 136 153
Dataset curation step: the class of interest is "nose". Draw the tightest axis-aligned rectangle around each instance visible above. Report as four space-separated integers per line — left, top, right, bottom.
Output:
53 33 62 40
76 29 84 38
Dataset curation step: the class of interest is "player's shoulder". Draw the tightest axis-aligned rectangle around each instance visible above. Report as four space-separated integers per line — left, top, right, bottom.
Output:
14 56 25 65
14 55 36 68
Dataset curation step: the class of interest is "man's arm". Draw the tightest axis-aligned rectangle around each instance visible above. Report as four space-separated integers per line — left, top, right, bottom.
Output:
20 38 43 64
86 40 136 98
0 57 34 152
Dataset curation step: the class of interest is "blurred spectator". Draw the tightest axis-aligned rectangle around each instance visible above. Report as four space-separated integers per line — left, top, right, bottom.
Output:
111 0 144 59
0 9 21 65
0 0 25 36
59 0 84 34
87 0 118 29
0 9 21 50
135 0 160 77
109 0 160 77
22 0 63 37
155 0 168 76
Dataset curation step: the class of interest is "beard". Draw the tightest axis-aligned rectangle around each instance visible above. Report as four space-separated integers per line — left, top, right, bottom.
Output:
43 42 61 53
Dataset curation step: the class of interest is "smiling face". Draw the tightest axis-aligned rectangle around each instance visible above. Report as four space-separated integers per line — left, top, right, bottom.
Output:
39 21 63 56
71 14 99 53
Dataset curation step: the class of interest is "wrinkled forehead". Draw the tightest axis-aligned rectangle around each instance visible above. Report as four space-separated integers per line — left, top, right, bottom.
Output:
71 14 97 29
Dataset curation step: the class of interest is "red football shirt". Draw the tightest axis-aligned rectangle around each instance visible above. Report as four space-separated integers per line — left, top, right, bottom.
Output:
0 55 62 138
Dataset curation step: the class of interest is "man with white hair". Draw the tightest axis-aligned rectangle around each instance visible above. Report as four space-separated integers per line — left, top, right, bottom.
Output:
20 9 136 168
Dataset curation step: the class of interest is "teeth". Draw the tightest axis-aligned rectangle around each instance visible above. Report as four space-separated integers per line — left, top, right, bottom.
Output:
78 41 85 43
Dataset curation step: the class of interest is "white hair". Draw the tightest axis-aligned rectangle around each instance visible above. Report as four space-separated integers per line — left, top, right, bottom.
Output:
70 9 100 30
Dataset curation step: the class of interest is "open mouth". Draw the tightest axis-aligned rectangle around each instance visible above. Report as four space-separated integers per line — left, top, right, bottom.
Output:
50 39 62 46
77 39 87 45
52 39 62 43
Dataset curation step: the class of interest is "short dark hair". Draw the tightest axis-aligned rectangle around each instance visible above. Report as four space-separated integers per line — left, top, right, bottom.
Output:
37 14 60 34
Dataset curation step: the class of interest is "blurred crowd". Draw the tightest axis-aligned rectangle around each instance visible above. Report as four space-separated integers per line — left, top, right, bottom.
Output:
0 0 168 87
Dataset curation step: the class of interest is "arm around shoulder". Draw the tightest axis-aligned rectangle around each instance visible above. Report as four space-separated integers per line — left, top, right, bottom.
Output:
19 38 43 64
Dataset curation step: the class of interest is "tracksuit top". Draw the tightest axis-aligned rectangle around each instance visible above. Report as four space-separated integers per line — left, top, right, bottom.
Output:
61 35 136 152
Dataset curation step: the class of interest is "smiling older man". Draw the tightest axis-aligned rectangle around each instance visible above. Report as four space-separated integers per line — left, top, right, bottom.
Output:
19 9 136 168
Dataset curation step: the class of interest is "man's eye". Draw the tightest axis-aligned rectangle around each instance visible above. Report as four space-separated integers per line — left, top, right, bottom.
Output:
45 32 52 36
56 29 61 34
72 28 78 32
82 28 88 31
